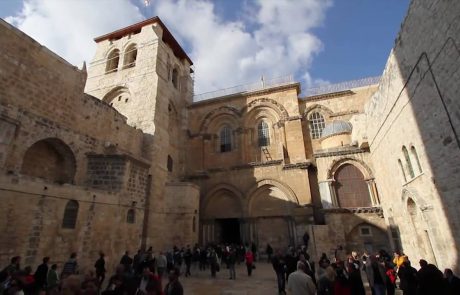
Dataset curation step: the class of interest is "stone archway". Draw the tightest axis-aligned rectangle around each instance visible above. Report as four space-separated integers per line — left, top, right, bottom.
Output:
21 138 76 184
404 193 438 265
246 180 299 250
201 184 244 244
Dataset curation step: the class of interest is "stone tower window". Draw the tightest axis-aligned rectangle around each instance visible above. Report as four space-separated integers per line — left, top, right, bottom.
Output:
309 111 325 139
220 126 232 152
258 121 270 147
402 146 415 178
105 49 120 73
172 68 179 89
126 209 135 224
398 159 407 182
410 146 422 174
62 200 79 229
167 155 173 172
123 44 137 68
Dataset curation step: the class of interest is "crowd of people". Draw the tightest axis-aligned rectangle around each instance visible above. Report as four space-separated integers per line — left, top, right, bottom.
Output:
1 240 459 295
268 244 460 295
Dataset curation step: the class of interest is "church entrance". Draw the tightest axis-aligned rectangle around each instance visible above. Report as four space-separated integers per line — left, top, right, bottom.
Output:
216 218 240 244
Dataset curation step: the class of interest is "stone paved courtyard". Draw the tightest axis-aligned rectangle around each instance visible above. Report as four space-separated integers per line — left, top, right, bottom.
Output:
170 262 403 295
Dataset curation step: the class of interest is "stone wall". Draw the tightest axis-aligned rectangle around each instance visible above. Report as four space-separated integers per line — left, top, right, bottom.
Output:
362 0 460 271
0 19 148 273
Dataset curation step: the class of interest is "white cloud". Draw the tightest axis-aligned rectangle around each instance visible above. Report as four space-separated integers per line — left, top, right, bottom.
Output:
5 0 331 94
5 0 143 67
153 0 332 94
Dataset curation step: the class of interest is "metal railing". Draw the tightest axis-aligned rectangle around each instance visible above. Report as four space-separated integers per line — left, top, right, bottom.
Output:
303 76 381 97
193 74 294 101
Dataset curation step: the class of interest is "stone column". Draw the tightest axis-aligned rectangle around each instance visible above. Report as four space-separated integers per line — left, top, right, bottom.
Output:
318 179 338 208
366 179 379 206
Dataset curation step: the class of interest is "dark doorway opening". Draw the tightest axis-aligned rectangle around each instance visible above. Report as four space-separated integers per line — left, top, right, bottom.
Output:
217 218 240 244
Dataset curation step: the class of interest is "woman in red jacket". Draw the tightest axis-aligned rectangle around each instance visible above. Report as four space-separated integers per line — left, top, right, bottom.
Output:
245 250 254 277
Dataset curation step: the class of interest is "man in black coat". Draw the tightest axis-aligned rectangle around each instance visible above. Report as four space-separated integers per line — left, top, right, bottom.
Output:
444 268 460 295
34 256 50 291
164 268 183 295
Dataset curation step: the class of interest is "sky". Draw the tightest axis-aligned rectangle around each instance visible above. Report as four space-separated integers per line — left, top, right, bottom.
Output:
1 0 409 95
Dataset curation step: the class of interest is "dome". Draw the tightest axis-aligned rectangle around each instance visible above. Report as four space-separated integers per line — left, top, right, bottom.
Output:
321 120 352 139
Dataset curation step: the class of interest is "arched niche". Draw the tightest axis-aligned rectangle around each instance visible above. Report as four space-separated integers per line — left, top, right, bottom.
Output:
21 138 76 184
345 222 391 254
102 86 132 121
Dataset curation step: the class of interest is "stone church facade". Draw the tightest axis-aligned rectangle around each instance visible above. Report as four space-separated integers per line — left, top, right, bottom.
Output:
0 0 459 273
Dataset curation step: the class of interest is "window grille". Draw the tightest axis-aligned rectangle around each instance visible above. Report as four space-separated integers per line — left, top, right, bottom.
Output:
258 121 270 147
309 112 325 139
220 126 232 152
62 200 79 229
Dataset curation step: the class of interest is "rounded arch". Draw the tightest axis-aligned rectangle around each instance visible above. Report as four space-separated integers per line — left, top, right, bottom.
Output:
21 137 76 184
198 106 241 133
241 98 289 120
327 157 374 180
345 222 391 253
123 43 137 68
202 183 244 219
102 86 131 104
246 179 299 205
333 163 372 208
105 49 120 73
303 104 334 118
62 200 79 229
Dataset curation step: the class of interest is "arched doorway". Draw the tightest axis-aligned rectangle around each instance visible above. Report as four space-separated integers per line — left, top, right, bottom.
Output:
21 138 76 183
407 198 437 265
202 187 243 244
248 183 298 250
334 164 371 208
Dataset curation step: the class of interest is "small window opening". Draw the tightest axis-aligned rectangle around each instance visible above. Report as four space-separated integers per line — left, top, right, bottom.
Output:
125 98 128 103
172 68 179 89
62 200 79 229
167 155 173 172
127 209 135 224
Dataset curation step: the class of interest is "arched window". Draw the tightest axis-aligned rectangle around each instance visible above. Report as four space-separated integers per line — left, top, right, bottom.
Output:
220 126 232 152
105 49 120 73
258 121 270 147
410 146 422 174
62 200 79 229
192 216 196 233
167 155 173 172
123 44 137 68
398 159 407 182
402 146 415 179
309 112 325 139
334 164 371 208
127 209 135 224
172 68 179 89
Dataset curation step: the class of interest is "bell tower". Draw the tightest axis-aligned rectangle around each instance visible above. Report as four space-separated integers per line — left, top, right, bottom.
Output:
85 17 197 248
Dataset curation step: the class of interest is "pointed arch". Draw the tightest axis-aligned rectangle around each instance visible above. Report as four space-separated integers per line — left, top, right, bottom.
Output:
398 159 407 182
410 146 422 173
402 146 415 178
